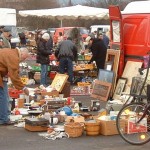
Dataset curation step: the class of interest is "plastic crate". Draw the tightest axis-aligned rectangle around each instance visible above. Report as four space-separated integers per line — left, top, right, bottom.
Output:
49 71 57 79
78 55 85 60
84 55 92 61
32 66 50 72
77 82 91 86
8 88 23 98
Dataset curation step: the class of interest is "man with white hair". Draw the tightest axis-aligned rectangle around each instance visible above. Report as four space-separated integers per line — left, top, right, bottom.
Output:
36 32 53 86
0 47 29 125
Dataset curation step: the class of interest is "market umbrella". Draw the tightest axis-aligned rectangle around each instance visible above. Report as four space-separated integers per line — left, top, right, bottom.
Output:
19 5 109 27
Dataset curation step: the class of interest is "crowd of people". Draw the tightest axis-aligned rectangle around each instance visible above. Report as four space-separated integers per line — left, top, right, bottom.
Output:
0 25 109 125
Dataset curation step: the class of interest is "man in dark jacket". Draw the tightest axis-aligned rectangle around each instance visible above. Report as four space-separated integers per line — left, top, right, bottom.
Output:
36 33 52 86
56 37 77 83
88 37 107 71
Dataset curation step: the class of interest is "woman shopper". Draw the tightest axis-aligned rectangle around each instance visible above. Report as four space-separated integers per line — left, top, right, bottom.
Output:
36 33 53 86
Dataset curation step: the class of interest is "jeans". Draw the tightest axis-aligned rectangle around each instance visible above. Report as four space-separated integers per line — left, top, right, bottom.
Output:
3 81 11 117
40 64 49 86
59 57 73 83
0 82 9 124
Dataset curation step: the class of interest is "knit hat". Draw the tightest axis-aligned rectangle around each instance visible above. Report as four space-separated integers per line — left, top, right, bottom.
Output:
42 33 50 40
0 26 5 29
3 27 11 32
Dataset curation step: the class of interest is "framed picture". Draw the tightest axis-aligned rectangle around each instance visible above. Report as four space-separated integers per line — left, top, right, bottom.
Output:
105 61 113 71
51 73 69 92
113 78 127 100
106 49 120 74
105 49 120 93
91 79 112 101
98 69 114 84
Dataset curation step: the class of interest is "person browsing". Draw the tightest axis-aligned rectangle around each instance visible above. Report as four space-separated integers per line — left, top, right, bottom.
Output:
0 47 29 125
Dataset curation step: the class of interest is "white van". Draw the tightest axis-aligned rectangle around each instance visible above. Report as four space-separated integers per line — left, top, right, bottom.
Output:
90 25 110 33
0 8 20 46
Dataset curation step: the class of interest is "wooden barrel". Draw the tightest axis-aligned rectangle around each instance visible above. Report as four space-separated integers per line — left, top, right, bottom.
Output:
85 121 100 136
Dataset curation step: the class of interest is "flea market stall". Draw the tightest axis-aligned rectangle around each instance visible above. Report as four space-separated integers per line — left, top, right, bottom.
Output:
6 3 150 141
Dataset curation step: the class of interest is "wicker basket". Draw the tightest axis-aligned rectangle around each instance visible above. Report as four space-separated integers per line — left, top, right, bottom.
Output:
64 122 84 137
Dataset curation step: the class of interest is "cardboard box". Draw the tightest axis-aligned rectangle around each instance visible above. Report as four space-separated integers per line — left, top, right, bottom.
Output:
41 90 59 97
127 117 147 134
99 120 125 135
65 116 85 123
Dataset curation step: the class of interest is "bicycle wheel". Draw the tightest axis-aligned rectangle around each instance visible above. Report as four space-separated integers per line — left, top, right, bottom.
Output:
116 103 150 145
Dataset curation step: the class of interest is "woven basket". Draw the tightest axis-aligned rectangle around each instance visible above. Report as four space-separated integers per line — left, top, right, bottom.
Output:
64 122 84 137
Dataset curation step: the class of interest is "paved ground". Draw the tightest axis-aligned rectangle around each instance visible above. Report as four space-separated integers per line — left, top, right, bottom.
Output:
0 95 150 150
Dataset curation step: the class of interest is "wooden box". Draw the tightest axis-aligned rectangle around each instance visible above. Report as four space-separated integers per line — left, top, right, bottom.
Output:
25 124 48 132
41 90 59 97
51 73 69 92
25 118 49 132
61 81 70 98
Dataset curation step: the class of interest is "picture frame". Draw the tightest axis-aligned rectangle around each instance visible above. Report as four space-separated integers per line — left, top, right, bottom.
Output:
122 61 143 93
105 61 113 71
105 49 120 93
113 78 127 100
51 73 69 92
98 69 114 84
105 49 120 74
91 79 112 101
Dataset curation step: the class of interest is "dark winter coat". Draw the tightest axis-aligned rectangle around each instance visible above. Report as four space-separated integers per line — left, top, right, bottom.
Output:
55 39 78 62
36 38 52 64
89 38 107 70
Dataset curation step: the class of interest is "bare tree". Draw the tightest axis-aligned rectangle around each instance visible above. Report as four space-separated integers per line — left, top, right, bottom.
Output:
18 0 60 29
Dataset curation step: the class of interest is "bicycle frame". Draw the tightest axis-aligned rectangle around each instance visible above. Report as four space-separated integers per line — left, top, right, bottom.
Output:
137 103 150 124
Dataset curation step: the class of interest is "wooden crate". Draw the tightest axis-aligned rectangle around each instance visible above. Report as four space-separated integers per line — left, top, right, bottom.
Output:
51 73 69 92
25 124 48 132
84 55 92 61
77 82 91 87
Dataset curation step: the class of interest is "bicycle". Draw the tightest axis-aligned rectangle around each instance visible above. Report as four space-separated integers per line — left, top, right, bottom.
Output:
116 54 150 145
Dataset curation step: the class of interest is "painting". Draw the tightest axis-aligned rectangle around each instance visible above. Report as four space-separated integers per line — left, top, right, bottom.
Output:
105 61 113 71
98 69 114 84
51 73 69 92
91 79 112 101
113 78 127 100
122 61 143 94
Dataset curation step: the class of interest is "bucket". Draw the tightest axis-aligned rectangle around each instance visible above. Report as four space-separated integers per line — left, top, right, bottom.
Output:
17 98 25 108
85 121 100 136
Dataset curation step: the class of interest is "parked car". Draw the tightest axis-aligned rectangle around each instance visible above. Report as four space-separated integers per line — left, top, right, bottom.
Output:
53 27 89 45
